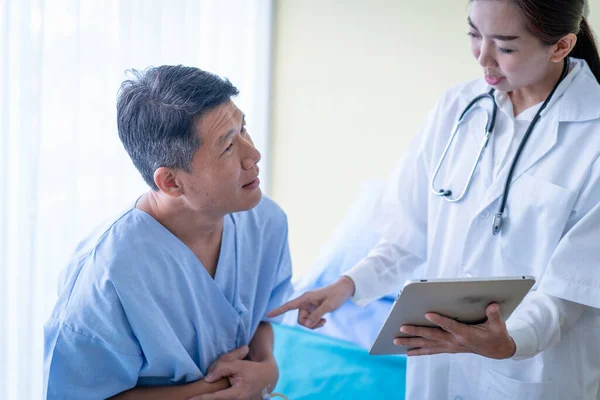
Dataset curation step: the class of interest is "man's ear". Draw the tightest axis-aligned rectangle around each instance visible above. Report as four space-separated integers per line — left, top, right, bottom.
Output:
550 33 577 63
153 167 184 197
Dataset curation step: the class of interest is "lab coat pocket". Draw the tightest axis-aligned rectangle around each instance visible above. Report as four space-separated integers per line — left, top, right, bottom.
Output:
500 174 575 276
479 368 555 400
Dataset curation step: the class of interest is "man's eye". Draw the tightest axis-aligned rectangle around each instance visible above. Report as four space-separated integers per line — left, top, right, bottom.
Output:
225 143 233 152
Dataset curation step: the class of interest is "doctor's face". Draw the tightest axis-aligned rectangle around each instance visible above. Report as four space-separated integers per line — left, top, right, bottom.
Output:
179 101 262 215
468 0 557 92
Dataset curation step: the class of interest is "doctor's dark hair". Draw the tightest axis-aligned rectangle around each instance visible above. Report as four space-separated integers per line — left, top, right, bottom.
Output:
471 0 600 83
116 65 239 190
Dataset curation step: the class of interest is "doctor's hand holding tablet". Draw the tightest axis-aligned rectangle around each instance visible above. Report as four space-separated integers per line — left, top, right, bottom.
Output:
270 0 600 399
268 275 533 359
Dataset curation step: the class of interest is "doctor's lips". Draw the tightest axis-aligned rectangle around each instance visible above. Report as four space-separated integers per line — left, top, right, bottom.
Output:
485 75 506 85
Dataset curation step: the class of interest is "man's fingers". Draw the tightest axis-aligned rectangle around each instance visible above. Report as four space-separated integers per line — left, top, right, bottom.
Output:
204 363 238 383
208 345 249 376
218 345 249 363
192 386 246 400
267 295 306 318
229 345 250 360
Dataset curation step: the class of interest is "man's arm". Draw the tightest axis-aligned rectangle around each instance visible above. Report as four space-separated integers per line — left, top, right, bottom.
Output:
193 323 279 400
249 321 275 362
247 322 278 391
112 345 253 400
110 378 230 400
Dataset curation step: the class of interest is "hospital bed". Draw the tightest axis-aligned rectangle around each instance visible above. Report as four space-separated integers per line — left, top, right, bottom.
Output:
272 181 409 399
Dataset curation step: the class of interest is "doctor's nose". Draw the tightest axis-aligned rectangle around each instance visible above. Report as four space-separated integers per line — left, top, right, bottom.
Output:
477 40 498 68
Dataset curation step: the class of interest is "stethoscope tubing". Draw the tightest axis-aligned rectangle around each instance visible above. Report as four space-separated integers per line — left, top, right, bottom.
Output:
430 57 570 235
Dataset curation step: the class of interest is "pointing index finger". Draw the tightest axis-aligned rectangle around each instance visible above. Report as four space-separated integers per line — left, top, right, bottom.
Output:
267 296 305 318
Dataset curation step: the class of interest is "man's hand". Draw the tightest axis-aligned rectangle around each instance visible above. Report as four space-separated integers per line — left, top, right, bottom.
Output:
207 345 250 373
393 303 517 359
189 358 278 400
267 276 355 329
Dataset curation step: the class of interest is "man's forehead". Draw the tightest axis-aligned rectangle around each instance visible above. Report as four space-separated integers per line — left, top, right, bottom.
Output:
196 101 242 140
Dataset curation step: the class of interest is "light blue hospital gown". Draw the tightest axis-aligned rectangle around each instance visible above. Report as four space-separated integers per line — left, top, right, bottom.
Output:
43 196 292 399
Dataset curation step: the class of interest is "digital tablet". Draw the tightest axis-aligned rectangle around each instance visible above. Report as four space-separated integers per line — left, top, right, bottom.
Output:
368 276 535 355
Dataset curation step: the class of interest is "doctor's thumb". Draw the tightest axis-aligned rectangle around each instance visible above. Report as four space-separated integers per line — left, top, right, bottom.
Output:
486 303 502 322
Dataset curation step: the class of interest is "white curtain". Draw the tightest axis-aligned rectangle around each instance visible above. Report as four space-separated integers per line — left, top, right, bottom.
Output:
0 1 273 398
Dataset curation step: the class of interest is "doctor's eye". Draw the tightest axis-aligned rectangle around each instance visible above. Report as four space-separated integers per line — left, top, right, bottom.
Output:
498 47 515 54
467 32 481 39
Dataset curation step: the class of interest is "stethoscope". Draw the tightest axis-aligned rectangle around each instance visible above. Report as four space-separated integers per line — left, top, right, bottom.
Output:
430 58 570 236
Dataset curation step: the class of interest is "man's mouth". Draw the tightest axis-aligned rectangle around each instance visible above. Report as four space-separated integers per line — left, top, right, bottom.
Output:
242 177 260 189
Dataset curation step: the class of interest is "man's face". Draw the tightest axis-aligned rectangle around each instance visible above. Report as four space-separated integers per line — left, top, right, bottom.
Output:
179 100 262 215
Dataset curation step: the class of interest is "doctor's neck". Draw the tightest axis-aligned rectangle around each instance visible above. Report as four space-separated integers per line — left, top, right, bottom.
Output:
508 60 567 115
137 190 225 245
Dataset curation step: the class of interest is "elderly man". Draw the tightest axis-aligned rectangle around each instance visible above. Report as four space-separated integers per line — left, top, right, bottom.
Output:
44 66 292 400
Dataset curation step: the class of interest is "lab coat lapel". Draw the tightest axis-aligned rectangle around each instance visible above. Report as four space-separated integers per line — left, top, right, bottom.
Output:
476 59 600 214
477 110 559 214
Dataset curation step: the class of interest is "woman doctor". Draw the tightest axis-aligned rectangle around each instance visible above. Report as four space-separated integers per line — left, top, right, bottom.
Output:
269 0 600 399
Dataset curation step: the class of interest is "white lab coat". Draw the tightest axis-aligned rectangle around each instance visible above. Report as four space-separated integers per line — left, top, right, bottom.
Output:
346 58 600 400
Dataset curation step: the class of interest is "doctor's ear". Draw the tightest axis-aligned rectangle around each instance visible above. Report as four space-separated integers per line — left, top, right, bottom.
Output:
153 167 184 197
549 33 578 63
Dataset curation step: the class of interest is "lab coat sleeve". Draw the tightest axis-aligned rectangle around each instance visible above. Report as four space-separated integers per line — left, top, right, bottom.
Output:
507 292 586 359
538 155 600 309
345 238 425 306
508 155 600 359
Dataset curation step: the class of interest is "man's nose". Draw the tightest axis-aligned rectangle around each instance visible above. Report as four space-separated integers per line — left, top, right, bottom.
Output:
242 139 261 170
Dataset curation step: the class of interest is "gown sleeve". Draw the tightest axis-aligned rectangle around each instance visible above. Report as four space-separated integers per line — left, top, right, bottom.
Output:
263 220 293 323
44 258 143 399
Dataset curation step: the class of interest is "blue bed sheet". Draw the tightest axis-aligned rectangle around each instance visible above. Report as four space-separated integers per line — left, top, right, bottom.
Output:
273 324 406 399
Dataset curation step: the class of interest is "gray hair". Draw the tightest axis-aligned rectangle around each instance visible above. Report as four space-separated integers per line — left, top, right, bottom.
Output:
117 66 239 190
